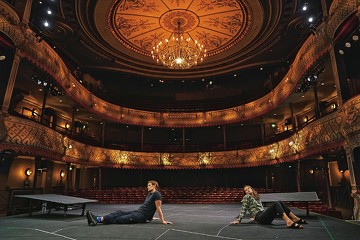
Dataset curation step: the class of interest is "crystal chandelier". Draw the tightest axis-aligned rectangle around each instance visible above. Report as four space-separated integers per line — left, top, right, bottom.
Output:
151 21 207 69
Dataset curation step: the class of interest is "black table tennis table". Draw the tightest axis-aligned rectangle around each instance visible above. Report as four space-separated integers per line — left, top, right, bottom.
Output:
15 194 98 216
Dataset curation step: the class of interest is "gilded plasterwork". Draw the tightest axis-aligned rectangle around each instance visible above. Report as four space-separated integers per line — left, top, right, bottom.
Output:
0 112 7 141
4 95 360 168
109 0 252 55
1 0 359 128
2 116 64 154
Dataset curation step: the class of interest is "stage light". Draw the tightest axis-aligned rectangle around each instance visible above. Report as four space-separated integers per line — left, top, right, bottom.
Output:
302 3 308 11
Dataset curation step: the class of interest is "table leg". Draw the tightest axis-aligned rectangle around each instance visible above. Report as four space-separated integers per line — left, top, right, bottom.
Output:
81 203 86 215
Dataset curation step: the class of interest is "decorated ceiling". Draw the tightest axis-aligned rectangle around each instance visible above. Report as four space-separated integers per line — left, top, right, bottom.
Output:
108 0 255 58
88 0 287 79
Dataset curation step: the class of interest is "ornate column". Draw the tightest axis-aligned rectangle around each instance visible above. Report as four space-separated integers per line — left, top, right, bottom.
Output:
101 121 106 148
344 145 358 193
289 103 297 131
312 81 321 118
65 162 70 195
260 122 265 145
1 51 21 112
40 86 48 124
320 0 329 19
22 0 33 25
329 46 348 107
98 167 102 190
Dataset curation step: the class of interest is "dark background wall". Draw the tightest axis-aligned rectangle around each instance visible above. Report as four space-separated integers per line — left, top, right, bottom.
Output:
99 166 285 189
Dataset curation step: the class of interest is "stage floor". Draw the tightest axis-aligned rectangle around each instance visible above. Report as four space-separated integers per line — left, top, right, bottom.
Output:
0 203 359 239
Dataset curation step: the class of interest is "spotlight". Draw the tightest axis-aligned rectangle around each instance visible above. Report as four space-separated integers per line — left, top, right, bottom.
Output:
302 3 308 11
25 168 33 176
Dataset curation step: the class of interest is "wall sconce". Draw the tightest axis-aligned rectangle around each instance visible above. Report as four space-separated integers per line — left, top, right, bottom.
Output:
25 168 33 176
65 122 70 129
32 109 38 116
60 170 65 178
330 103 337 110
303 116 308 123
309 169 314 174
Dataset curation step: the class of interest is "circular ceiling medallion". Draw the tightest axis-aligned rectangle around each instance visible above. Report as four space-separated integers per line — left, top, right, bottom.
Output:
160 10 199 33
109 0 252 57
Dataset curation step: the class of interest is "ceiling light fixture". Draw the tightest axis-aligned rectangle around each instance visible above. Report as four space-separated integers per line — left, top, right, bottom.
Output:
302 3 308 11
151 20 206 69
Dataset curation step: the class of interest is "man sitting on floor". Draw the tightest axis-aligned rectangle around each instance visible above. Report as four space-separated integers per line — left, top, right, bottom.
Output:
86 180 172 225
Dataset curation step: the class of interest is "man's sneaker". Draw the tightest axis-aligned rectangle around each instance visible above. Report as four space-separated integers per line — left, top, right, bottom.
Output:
86 210 97 226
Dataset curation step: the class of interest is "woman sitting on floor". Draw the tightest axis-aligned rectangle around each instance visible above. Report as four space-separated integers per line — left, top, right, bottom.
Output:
230 185 308 229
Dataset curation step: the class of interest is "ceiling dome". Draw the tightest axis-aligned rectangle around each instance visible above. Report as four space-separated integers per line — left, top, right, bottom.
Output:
87 0 281 79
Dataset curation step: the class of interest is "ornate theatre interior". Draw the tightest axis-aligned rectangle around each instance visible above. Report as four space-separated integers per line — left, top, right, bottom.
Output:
0 0 359 219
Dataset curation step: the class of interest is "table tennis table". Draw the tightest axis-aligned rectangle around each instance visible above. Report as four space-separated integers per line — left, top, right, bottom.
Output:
15 194 98 216
260 192 320 216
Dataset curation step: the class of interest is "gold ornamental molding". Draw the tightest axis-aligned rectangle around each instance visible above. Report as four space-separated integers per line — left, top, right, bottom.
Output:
108 0 253 57
2 93 360 168
0 1 25 46
0 0 359 128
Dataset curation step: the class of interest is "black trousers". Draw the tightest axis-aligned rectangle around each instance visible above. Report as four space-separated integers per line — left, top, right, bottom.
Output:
103 210 147 224
255 201 291 225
